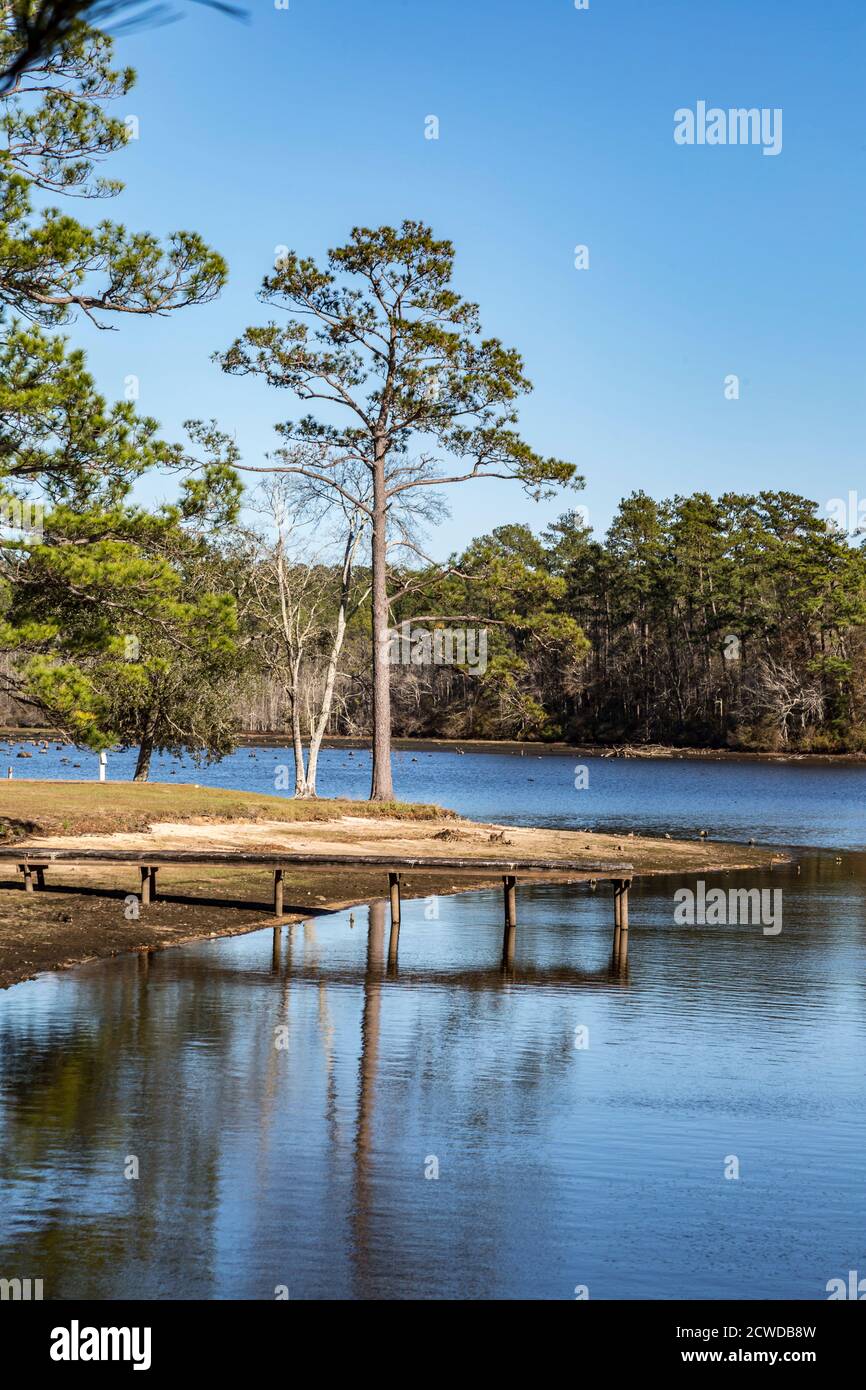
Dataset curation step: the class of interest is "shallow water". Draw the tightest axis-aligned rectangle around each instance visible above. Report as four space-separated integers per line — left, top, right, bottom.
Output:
0 751 864 1299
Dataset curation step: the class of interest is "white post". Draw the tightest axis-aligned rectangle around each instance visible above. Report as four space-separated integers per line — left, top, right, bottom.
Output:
98 750 107 783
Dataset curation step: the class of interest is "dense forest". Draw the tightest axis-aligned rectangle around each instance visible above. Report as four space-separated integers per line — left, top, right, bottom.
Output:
235 490 866 755
5 488 865 759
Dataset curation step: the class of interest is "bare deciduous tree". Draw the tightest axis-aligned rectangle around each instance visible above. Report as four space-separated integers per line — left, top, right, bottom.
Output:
247 478 368 797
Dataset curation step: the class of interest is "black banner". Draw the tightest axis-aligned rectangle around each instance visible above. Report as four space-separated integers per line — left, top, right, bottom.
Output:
4 1298 862 1374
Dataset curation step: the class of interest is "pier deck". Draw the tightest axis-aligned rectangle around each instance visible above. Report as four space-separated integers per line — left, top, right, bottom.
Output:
0 845 635 970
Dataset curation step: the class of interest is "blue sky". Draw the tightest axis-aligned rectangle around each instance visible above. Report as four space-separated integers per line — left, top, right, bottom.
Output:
70 0 864 554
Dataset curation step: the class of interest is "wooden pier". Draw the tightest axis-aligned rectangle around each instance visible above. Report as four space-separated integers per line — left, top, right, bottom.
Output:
0 846 634 970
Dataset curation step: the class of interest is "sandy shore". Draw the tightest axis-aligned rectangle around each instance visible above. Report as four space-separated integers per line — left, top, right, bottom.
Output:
13 811 789 870
0 809 789 990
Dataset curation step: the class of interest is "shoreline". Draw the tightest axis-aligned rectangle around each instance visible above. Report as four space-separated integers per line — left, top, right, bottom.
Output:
0 782 791 991
3 727 865 764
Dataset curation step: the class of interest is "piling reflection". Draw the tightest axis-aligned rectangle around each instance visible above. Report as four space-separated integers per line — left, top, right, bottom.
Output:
350 901 385 1293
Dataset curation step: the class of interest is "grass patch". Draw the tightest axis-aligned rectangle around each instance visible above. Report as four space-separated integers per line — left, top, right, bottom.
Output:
0 781 454 840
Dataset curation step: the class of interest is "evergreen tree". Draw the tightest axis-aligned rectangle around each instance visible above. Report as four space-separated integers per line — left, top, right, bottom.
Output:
218 220 578 798
0 16 243 769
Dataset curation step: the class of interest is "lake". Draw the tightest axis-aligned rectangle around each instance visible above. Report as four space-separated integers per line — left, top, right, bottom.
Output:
0 746 864 1299
6 737 866 847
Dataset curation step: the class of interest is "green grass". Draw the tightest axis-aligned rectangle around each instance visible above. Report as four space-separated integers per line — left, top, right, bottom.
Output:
0 781 453 840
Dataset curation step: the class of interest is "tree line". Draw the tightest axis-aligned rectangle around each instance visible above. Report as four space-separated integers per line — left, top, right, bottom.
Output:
228 490 866 756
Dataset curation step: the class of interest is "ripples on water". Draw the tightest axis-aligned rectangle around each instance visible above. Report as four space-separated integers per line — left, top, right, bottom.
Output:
0 750 864 1298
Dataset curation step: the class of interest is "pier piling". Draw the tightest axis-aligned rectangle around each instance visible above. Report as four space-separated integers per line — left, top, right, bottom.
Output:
273 867 284 918
502 874 517 968
388 871 401 929
17 863 46 892
613 878 631 969
2 847 637 971
387 872 401 968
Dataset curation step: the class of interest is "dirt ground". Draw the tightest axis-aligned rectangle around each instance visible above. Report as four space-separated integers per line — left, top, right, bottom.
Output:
0 805 790 990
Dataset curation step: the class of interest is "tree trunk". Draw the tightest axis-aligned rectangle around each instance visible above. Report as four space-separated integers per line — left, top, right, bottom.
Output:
306 524 358 795
306 633 341 796
369 439 394 800
133 730 153 782
289 658 309 796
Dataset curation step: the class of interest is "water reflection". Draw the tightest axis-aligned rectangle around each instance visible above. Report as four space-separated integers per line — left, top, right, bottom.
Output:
1 854 864 1299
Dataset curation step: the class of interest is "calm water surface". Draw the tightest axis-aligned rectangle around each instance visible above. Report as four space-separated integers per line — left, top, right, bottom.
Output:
6 736 866 846
1 747 864 1298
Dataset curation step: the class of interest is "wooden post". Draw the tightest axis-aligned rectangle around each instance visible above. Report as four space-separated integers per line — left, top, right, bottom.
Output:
387 872 401 969
35 866 46 890
504 874 517 927
614 879 631 969
613 880 622 958
617 928 629 968
272 927 282 970
273 868 284 918
388 871 401 928
387 927 399 972
140 865 150 907
622 878 631 967
502 874 517 968
20 863 33 893
620 880 630 935
149 866 157 903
